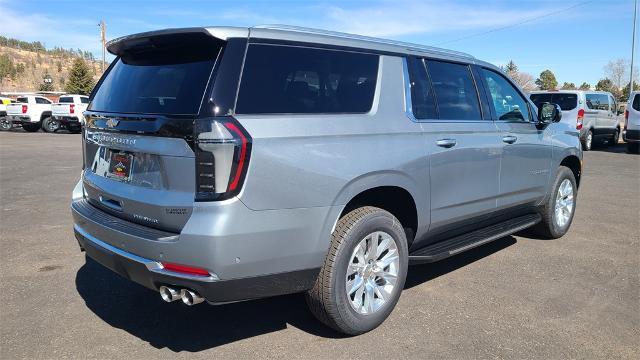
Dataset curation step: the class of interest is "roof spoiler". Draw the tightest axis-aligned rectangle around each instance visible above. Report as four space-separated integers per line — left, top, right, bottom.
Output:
106 27 249 56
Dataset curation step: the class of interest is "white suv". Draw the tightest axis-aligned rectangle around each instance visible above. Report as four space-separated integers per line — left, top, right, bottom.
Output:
5 95 53 132
624 91 640 153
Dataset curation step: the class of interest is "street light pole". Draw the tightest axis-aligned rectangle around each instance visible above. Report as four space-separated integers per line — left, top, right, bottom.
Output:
630 0 637 97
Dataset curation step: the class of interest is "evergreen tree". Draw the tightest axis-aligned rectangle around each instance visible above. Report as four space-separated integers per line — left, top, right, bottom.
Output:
561 82 577 90
39 82 54 91
64 58 95 95
535 70 558 90
578 82 591 90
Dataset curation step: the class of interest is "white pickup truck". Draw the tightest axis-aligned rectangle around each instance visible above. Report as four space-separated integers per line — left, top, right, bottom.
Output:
48 94 88 133
6 95 53 132
0 97 13 130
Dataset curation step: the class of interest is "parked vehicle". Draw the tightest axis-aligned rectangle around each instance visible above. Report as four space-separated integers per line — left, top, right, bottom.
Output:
5 95 53 132
47 94 89 133
530 90 621 151
71 25 582 335
624 91 640 153
0 96 14 131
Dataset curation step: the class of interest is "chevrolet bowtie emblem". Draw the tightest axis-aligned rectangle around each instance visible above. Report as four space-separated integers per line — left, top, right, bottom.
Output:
105 119 120 128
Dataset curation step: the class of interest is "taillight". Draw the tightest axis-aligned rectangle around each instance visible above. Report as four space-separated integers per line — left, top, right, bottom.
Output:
21 105 27 114
624 110 629 130
194 117 251 201
70 104 75 114
576 109 584 130
161 262 210 277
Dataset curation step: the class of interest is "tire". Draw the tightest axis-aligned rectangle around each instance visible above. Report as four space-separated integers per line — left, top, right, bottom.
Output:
21 122 41 132
627 142 640 154
306 206 408 335
42 117 59 133
530 166 577 239
609 128 620 146
582 129 593 151
0 118 10 131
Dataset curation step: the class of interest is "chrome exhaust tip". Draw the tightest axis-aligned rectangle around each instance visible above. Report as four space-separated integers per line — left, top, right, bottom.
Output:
180 289 204 306
159 286 180 302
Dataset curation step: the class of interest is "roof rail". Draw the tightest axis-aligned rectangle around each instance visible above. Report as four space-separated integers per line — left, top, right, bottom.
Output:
252 24 474 60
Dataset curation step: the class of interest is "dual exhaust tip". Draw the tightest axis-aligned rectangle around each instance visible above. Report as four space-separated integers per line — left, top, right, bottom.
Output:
159 285 204 306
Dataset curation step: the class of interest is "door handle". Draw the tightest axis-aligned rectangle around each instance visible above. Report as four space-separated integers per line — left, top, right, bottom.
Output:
502 135 517 144
436 138 457 148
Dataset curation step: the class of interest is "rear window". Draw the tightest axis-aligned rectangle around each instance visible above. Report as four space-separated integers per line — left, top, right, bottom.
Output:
58 97 74 103
236 44 379 114
16 97 27 103
90 34 223 115
633 94 640 111
529 93 578 111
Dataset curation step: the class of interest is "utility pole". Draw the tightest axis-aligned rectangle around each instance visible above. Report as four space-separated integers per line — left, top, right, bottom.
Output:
99 20 106 73
630 0 637 97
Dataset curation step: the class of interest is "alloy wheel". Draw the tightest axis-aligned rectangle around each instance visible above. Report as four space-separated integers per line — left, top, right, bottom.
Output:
346 231 399 315
554 179 574 228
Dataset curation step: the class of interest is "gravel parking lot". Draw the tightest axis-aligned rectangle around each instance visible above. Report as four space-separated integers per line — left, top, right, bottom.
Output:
1 130 638 359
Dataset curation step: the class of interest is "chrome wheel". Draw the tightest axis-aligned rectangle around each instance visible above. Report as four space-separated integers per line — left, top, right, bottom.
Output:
554 179 574 228
346 231 399 315
45 119 59 132
585 131 593 150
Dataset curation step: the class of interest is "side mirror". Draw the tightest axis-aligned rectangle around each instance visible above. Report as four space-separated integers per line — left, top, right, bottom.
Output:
537 102 562 125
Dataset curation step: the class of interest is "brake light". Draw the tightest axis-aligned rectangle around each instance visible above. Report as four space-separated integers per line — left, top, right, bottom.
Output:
194 117 252 201
21 105 27 114
161 262 210 277
69 104 75 114
576 109 584 130
624 110 629 130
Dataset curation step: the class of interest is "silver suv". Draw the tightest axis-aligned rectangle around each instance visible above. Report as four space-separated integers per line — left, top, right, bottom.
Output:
530 90 621 151
71 25 582 335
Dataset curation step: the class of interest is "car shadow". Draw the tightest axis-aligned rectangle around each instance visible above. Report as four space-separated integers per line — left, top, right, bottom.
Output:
76 236 517 352
405 236 516 289
591 142 628 153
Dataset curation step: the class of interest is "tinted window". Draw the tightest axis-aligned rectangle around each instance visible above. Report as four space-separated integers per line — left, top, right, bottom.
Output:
425 60 481 120
530 93 578 111
482 69 530 121
35 97 51 104
16 97 27 103
80 97 89 104
90 37 222 115
633 94 640 111
407 58 437 119
585 93 609 111
58 97 74 103
236 45 379 114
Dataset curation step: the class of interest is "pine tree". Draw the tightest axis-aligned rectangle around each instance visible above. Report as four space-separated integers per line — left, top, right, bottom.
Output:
64 58 95 95
535 70 558 90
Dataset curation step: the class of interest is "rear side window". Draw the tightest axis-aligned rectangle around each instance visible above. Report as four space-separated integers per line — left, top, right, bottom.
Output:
425 60 481 120
633 94 640 111
90 34 223 115
80 97 89 104
16 97 27 103
58 97 74 103
585 93 609 111
407 58 437 119
236 45 379 114
35 97 51 104
530 93 578 111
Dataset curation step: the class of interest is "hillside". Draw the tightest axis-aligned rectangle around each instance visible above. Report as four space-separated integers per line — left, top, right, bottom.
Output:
0 38 106 92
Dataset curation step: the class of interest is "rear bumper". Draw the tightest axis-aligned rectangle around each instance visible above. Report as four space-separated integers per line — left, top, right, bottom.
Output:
70 180 336 303
53 115 83 125
623 129 640 142
7 115 33 123
74 225 318 303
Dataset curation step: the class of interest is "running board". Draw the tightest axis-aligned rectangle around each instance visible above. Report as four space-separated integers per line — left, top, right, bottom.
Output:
408 213 541 263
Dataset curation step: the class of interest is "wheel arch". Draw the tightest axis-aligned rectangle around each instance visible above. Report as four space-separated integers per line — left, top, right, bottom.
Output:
560 155 582 188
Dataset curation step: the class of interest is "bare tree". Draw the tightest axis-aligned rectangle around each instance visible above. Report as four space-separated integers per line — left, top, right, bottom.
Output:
604 58 639 91
509 71 537 91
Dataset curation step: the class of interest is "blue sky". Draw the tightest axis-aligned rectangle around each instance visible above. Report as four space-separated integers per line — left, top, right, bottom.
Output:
0 0 636 86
